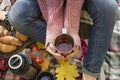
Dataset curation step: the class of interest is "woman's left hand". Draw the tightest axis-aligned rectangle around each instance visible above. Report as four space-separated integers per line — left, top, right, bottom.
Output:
64 45 81 60
64 33 82 60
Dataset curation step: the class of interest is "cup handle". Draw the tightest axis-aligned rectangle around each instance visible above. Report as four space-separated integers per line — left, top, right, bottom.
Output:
62 28 67 34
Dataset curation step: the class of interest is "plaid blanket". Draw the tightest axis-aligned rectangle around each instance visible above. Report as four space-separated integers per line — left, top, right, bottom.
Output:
0 0 11 11
103 20 120 80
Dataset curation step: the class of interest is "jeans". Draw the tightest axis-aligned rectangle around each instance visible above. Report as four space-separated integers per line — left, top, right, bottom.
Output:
8 0 118 78
8 0 46 44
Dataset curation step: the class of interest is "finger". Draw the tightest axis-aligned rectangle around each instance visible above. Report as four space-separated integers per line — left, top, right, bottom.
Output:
75 47 82 59
65 46 80 60
49 42 56 52
73 45 80 51
53 53 65 61
46 43 65 61
46 42 56 55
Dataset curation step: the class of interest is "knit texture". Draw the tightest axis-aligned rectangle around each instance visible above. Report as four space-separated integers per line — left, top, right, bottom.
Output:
38 0 84 46
38 0 64 46
64 0 84 46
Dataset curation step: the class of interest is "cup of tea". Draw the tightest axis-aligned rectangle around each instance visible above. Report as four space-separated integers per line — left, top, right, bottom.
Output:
54 34 74 56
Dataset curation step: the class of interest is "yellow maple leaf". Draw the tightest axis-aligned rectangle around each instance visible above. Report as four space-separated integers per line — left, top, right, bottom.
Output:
55 61 79 80
36 42 45 49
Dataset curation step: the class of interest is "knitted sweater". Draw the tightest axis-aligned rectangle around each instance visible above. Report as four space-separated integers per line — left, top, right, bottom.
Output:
38 0 84 46
9 0 84 46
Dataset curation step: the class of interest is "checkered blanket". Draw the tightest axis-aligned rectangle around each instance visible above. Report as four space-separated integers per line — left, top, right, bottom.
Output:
103 20 120 80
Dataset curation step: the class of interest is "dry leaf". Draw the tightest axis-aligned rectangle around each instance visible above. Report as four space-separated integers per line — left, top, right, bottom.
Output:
55 61 79 80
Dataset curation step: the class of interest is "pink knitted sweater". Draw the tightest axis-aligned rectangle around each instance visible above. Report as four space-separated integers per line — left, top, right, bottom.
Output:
38 0 84 46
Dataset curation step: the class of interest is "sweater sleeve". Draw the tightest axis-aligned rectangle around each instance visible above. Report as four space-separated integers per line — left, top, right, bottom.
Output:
64 0 84 46
38 0 64 46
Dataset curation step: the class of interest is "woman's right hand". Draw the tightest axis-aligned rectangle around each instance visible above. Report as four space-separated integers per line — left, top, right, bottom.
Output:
46 42 66 61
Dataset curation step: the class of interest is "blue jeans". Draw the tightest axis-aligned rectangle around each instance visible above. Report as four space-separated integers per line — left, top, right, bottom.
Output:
8 0 117 78
8 0 46 44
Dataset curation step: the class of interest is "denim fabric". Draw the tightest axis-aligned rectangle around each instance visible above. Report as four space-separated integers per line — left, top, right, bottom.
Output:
82 0 118 77
8 0 118 78
8 0 46 44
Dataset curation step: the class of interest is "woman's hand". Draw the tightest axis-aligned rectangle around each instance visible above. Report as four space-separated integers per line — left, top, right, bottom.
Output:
46 42 66 61
64 45 81 60
64 33 82 60
46 42 82 61
45 35 82 61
